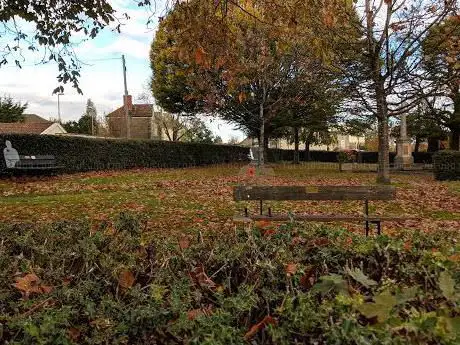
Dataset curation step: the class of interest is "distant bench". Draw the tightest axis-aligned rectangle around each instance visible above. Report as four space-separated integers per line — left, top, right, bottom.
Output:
3 140 63 174
233 185 414 235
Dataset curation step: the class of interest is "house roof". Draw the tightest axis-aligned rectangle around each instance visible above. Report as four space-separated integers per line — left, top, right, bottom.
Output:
0 122 53 134
106 104 154 118
23 114 50 123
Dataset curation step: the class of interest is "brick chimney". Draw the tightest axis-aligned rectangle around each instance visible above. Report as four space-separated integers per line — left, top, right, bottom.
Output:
123 95 133 111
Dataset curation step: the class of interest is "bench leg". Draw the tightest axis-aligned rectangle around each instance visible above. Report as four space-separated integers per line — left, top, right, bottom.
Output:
368 221 382 236
364 199 369 236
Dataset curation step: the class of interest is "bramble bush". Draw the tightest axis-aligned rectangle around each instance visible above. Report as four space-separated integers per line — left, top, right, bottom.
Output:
1 214 460 344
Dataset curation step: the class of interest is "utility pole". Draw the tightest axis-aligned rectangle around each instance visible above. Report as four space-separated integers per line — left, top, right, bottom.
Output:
122 54 131 139
57 93 63 123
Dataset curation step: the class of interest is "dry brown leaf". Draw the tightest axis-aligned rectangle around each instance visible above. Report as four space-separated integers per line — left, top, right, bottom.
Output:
238 92 246 103
195 47 206 65
189 265 216 289
12 273 43 297
244 315 277 340
187 306 213 320
300 266 316 289
291 236 306 245
67 327 81 342
307 237 330 248
179 237 190 250
285 263 297 276
119 270 135 289
40 285 54 294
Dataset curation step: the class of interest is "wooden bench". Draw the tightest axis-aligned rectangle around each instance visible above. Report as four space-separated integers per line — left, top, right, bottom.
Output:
12 155 62 171
3 140 63 174
233 185 410 235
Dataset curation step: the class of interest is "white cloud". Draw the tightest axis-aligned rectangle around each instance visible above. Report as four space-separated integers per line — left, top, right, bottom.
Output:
98 37 151 60
0 0 243 141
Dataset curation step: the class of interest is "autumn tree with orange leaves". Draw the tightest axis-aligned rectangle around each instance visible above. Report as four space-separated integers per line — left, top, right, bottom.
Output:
151 0 357 166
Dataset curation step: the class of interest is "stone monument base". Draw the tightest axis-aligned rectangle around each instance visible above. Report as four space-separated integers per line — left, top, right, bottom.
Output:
394 139 414 170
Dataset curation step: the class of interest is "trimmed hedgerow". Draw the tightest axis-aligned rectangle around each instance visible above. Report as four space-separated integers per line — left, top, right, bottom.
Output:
1 214 460 344
433 150 460 180
0 134 249 173
358 151 433 164
267 149 339 162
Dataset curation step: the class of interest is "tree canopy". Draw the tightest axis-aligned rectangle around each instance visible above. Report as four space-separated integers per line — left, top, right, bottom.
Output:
421 15 460 149
150 0 357 164
0 96 27 122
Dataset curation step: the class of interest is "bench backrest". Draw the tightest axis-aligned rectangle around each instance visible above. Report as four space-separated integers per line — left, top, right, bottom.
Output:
233 185 396 201
16 155 56 168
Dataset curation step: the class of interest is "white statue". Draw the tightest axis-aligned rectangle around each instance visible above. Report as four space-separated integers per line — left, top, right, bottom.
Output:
3 140 20 168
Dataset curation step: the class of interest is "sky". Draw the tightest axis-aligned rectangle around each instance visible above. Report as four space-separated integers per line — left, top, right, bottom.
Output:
0 0 244 142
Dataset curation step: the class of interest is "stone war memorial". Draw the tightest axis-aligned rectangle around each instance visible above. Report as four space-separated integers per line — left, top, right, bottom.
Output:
394 114 414 170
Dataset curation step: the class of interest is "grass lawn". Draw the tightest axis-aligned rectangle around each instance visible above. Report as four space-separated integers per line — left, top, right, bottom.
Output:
0 163 458 235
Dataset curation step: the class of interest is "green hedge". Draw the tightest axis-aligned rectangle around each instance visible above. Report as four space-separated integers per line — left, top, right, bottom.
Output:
433 150 460 180
267 149 339 162
0 134 249 173
268 149 434 164
1 215 460 344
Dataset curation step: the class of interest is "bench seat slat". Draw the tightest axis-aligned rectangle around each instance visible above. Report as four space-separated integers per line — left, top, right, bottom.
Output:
10 166 61 170
234 185 396 201
233 215 418 222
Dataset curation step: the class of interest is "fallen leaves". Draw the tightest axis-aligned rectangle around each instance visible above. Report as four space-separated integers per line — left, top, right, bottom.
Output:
67 327 81 342
12 273 53 298
179 237 190 250
244 315 277 340
187 305 213 320
189 265 216 289
285 263 297 276
195 46 206 65
118 270 135 290
300 266 316 289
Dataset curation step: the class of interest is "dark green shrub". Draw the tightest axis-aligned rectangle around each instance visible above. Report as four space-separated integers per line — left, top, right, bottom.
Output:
267 149 338 162
358 151 397 163
1 216 459 344
413 151 433 164
433 150 460 180
0 134 249 173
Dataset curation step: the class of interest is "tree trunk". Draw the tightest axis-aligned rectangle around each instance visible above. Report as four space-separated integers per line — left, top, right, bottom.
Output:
293 127 300 164
263 135 269 163
414 137 420 153
258 102 265 167
428 137 439 152
451 129 460 150
365 0 390 184
305 140 311 161
376 84 391 184
449 92 460 150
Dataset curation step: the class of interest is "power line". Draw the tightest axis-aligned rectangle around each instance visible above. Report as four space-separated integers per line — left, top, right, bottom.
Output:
0 56 122 69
